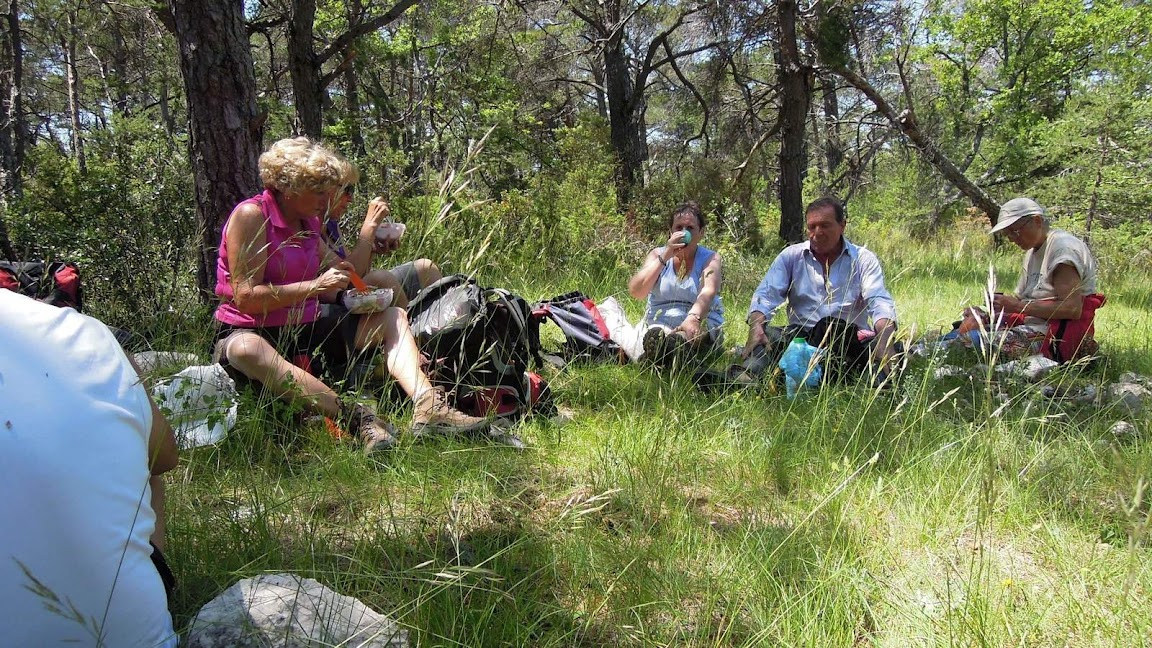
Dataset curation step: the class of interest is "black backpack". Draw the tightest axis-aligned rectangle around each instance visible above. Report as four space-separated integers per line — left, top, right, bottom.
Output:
530 291 624 366
407 275 551 418
0 261 83 311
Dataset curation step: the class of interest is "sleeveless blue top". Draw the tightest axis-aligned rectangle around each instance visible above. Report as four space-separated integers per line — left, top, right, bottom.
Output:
644 245 724 329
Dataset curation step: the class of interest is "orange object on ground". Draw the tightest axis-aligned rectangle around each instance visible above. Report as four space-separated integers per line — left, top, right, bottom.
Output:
323 416 349 440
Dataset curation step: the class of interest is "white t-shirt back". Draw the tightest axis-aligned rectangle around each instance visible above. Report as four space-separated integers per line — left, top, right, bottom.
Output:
0 291 176 647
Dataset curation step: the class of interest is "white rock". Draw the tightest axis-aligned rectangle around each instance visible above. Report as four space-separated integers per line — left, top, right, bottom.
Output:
933 365 967 379
1110 421 1138 438
1108 382 1151 415
1118 372 1144 385
132 350 202 374
994 355 1058 380
186 573 408 648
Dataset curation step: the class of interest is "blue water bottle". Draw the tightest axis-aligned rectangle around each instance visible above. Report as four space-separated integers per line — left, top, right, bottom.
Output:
779 338 823 399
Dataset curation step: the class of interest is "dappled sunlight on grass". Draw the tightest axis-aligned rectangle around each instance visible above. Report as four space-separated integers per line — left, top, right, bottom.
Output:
165 239 1152 646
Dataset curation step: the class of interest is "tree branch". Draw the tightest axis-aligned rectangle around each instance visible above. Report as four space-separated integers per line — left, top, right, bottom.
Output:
662 39 709 156
833 63 1002 222
733 114 783 184
319 0 419 65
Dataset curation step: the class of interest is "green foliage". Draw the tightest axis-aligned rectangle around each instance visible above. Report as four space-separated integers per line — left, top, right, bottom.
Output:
363 116 623 281
814 4 853 69
8 116 200 339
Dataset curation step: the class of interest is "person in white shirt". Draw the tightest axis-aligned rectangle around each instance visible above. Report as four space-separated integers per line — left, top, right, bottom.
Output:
0 290 179 647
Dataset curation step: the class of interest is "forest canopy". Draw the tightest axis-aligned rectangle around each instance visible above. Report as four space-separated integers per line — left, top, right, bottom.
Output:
1 0 1149 326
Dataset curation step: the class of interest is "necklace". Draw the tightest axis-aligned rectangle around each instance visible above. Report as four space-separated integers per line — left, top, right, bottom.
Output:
676 252 694 280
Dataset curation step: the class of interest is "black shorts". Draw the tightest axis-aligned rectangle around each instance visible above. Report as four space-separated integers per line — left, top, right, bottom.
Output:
212 312 362 384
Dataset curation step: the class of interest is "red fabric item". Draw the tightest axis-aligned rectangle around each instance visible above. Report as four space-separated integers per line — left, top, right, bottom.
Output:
581 298 612 339
291 353 314 375
1041 293 1106 363
0 268 17 292
51 264 81 308
459 386 520 417
525 371 547 408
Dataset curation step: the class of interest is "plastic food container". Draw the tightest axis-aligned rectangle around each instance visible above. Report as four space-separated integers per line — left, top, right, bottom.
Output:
375 222 407 243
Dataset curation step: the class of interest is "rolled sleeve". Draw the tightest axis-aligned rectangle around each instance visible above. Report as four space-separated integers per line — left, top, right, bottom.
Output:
858 250 897 325
748 251 793 321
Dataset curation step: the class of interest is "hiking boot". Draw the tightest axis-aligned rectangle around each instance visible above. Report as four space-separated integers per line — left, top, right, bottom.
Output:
664 331 689 368
412 388 489 438
642 327 667 364
344 402 399 455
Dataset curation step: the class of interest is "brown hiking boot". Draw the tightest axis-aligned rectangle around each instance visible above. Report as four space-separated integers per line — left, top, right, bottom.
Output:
344 402 399 455
412 388 489 438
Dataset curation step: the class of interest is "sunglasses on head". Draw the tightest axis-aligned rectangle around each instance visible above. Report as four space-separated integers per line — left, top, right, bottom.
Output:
343 185 356 197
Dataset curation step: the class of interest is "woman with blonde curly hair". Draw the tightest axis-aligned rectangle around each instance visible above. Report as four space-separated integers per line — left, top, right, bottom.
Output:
212 137 487 453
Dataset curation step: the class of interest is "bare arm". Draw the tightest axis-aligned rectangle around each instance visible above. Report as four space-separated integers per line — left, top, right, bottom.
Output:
343 198 392 278
871 317 897 373
994 263 1085 320
629 230 692 299
628 248 669 299
226 203 349 314
124 353 178 475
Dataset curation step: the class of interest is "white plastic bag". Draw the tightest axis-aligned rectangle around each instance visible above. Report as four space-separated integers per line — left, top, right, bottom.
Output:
153 364 239 448
132 351 201 374
596 296 644 361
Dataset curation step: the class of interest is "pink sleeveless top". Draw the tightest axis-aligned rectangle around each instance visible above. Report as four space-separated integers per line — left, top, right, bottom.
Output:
214 190 322 328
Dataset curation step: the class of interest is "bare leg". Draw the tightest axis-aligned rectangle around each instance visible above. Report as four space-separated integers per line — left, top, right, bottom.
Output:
355 307 433 398
222 332 341 416
412 258 442 291
149 475 166 552
363 268 408 308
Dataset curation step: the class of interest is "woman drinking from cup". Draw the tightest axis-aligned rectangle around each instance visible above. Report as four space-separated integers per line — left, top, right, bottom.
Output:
627 201 724 367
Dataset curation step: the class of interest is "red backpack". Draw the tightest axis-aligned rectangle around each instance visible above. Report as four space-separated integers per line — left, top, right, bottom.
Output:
0 261 83 311
1041 293 1106 363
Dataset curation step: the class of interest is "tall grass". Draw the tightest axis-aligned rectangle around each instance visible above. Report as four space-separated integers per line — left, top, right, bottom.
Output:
163 218 1151 647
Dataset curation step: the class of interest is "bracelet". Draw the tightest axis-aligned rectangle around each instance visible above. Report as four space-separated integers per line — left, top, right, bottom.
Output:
686 312 702 322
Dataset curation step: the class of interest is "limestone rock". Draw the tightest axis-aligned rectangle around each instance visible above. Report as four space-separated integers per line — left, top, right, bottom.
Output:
1110 420 1138 438
186 573 408 648
1108 382 1151 416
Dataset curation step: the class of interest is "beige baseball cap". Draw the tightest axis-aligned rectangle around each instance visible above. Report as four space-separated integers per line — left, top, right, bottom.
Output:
990 197 1045 234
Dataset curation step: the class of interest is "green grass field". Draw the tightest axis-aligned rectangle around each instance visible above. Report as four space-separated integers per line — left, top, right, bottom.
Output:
165 227 1152 647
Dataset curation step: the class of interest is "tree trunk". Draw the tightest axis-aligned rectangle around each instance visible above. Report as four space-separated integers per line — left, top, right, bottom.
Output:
63 8 86 175
1085 136 1107 242
288 0 323 138
163 0 263 299
833 64 1002 223
820 72 843 179
342 0 364 155
603 21 646 208
1 0 27 260
777 0 809 243
0 0 19 259
104 1 131 116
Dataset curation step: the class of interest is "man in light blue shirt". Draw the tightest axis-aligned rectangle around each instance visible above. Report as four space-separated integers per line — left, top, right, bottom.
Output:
742 197 897 381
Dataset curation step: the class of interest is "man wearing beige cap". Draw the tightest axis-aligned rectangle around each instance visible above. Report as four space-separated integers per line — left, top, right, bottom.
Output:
988 197 1103 362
